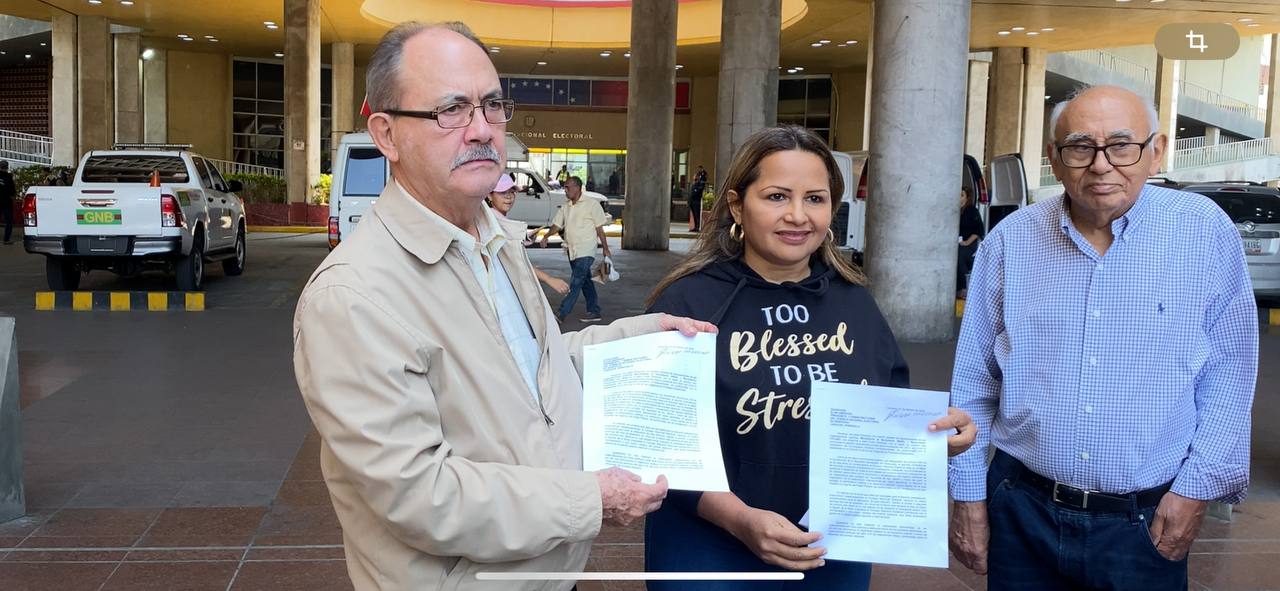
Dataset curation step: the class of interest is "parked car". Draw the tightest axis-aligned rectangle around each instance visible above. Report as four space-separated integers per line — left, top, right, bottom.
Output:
328 132 609 249
23 144 247 291
1181 181 1280 297
832 151 1027 260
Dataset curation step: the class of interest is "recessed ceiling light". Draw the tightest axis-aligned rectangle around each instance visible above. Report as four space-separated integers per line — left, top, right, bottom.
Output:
818 39 830 44
1150 0 1165 3
847 40 857 44
274 52 284 58
536 61 547 66
1248 23 1261 27
208 38 219 42
181 37 193 42
177 34 189 39
623 52 631 58
1044 95 1051 100
794 66 804 71
40 42 46 46
1 51 6 55
1239 18 1254 22
24 54 31 59
141 48 155 59
88 0 102 4
120 0 134 5
787 69 798 73
1011 26 1025 31
1179 127 1186 131
997 31 1011 36
1027 31 1040 36
489 47 500 53
204 35 215 39
810 42 822 47
1041 27 1055 32
1115 0 1131 3
264 21 275 26
599 51 611 57
675 64 684 70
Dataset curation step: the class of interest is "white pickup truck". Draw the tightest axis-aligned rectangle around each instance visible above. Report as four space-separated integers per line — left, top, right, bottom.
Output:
23 145 247 291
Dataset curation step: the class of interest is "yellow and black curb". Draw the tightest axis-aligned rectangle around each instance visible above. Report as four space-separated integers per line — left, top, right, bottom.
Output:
35 291 205 312
954 299 1280 326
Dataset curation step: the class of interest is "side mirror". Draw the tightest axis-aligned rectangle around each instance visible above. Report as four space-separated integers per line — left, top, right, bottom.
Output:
227 180 244 193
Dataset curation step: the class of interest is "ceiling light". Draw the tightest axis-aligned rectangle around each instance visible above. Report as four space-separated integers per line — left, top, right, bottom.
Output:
599 51 611 57
818 39 831 44
847 40 857 44
1044 95 1051 100
794 66 804 71
1041 27 1055 32
177 34 189 39
1115 0 1131 3
810 42 822 47
24 54 31 59
1248 23 1261 27
208 38 219 42
40 42 46 46
88 0 102 4
1027 31 1040 36
1150 0 1165 3
141 48 155 60
490 47 500 53
675 64 684 70
1011 26 1025 31
1179 127 1186 131
274 52 284 58
181 37 193 42
264 21 275 26
997 31 1011 36
624 52 631 58
787 69 798 74
1238 18 1254 22
1 51 6 55
536 61 547 66
120 0 134 5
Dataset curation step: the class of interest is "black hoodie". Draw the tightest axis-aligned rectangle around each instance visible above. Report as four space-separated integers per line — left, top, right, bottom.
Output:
647 257 910 526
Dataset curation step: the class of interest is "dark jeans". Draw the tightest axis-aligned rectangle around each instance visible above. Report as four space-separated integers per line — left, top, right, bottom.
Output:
644 504 871 591
956 242 977 291
558 256 600 317
1 198 13 243
986 450 1188 591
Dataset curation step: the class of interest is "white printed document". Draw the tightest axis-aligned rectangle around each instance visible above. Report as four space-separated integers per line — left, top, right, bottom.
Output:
808 382 950 568
582 331 729 492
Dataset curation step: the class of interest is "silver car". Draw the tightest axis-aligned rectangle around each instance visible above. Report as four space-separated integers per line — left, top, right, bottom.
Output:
1183 182 1280 297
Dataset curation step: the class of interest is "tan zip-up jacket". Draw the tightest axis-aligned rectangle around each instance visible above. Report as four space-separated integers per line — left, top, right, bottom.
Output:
293 182 663 590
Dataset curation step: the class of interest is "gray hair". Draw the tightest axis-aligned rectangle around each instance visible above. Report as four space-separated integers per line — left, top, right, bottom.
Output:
365 21 488 113
1048 85 1160 149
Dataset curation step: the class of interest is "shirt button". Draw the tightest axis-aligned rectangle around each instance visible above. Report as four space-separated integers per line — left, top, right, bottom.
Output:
1080 452 1090 460
1089 357 1098 366
1084 405 1093 413
1096 264 1105 271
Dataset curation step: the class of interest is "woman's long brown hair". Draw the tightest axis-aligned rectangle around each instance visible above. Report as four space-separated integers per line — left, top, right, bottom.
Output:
646 125 865 308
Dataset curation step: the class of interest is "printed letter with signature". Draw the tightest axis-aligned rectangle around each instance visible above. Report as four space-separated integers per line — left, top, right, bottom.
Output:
807 382 949 568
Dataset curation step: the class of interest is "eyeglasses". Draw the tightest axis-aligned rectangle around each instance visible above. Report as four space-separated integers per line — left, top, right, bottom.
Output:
1054 133 1156 168
383 98 516 129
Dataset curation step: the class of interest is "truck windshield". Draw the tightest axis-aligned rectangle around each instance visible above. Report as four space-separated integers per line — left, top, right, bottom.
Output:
343 148 387 197
81 156 190 184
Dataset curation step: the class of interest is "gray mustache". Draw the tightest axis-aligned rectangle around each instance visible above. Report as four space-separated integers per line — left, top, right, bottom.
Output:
452 144 502 169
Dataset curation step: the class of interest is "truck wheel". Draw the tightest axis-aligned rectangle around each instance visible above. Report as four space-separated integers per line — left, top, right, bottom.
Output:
46 257 81 291
176 233 204 291
222 228 246 276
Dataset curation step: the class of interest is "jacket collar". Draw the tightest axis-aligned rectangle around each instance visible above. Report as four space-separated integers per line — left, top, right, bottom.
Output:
373 180 527 265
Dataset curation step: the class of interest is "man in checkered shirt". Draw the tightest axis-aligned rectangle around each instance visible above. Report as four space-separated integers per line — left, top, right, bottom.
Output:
948 85 1258 590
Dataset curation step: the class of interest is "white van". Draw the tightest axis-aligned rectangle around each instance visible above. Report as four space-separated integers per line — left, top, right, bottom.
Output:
832 151 1028 260
328 132 607 249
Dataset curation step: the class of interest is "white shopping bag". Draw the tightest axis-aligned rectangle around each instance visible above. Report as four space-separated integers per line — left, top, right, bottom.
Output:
591 256 620 284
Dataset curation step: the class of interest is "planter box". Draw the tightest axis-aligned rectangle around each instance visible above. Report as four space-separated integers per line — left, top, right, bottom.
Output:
244 203 328 226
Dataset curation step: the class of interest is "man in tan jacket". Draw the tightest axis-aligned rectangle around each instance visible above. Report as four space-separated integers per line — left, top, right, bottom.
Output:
293 21 715 591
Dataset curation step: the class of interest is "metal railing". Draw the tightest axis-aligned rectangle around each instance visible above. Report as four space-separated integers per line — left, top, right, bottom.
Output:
1059 49 1154 86
1175 136 1207 151
1173 137 1272 170
1178 79 1266 122
0 129 52 166
208 158 284 178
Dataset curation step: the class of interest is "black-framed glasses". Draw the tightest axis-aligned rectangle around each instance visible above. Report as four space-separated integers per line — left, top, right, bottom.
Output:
383 98 516 129
1055 133 1156 168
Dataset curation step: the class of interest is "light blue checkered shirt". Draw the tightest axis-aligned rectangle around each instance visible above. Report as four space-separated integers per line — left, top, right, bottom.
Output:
949 184 1258 503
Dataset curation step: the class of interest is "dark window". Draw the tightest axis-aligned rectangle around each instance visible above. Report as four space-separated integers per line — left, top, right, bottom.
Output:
343 147 387 197
81 156 190 184
1201 192 1280 224
191 157 214 189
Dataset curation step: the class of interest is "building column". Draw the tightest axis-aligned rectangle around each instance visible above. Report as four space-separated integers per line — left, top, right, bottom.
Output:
1154 55 1179 171
143 49 167 143
861 2 875 150
1268 34 1280 154
984 47 1022 164
621 0 677 250
114 33 142 144
1020 48 1047 189
1204 126 1221 146
51 12 78 166
714 0 781 183
330 42 355 167
77 15 113 154
865 0 971 343
284 0 321 206
965 59 989 160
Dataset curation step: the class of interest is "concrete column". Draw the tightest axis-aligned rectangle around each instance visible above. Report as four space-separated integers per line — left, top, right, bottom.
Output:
714 0 780 183
622 0 677 250
0 318 23 524
143 49 167 143
77 15 113 154
861 2 875 151
865 0 970 343
1154 55 1179 171
1268 34 1280 154
985 46 1023 164
284 0 321 205
1020 48 1047 189
51 12 77 166
113 33 142 144
1204 126 1221 146
330 42 355 167
965 60 989 160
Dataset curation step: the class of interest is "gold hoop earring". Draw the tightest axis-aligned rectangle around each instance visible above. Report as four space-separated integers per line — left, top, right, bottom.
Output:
729 222 744 242
826 228 836 243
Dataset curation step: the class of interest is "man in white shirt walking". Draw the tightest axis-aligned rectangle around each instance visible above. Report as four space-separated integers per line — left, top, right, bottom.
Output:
541 175 610 322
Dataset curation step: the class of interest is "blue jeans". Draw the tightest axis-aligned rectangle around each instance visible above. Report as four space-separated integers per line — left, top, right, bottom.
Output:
986 450 1188 591
558 256 600 317
644 504 871 591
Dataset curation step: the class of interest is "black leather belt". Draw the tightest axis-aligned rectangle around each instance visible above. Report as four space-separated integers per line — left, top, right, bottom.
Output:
1009 457 1171 513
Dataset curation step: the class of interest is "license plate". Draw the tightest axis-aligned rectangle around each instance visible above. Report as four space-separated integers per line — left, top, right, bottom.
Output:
76 209 122 225
1244 239 1263 255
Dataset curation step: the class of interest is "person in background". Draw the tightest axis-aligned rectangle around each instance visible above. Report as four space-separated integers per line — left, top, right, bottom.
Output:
487 175 569 295
643 125 976 590
540 176 610 323
689 164 708 232
0 161 16 245
956 186 983 300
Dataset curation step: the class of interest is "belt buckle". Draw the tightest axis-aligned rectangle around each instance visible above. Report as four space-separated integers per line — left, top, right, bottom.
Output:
1052 482 1091 509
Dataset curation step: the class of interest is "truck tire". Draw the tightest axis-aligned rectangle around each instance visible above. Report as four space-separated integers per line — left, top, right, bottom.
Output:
175 233 204 291
222 227 246 276
46 257 81 291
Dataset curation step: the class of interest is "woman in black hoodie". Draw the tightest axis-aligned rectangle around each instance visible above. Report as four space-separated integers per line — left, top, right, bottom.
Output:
643 126 976 590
